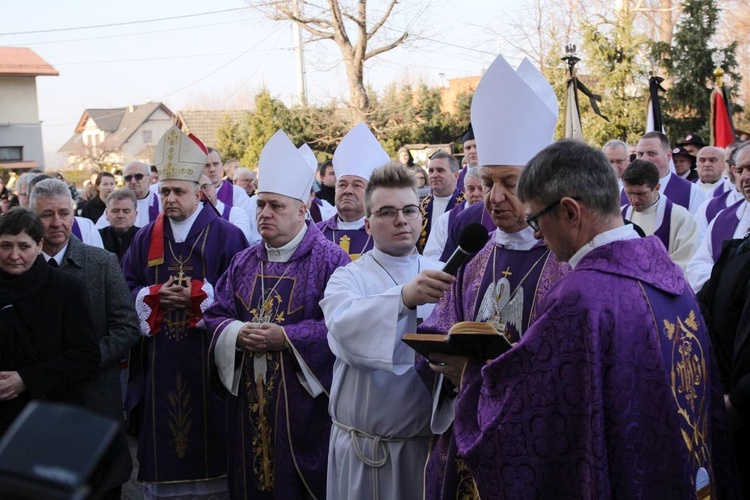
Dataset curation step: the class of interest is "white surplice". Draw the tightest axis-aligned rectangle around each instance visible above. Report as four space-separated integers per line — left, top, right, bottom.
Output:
622 195 699 272
321 248 442 500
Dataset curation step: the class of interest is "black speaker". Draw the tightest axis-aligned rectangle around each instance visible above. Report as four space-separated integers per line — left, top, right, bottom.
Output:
0 401 119 500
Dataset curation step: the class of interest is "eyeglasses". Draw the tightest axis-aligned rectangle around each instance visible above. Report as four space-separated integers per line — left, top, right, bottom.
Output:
199 183 213 191
525 200 561 232
124 173 146 182
374 205 421 222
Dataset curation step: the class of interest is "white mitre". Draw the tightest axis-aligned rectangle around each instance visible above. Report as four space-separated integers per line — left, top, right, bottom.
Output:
333 122 389 181
471 55 559 166
258 130 314 203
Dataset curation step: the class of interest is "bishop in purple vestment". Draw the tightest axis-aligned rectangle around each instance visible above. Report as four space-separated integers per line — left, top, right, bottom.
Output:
122 126 249 495
433 139 739 499
204 129 351 499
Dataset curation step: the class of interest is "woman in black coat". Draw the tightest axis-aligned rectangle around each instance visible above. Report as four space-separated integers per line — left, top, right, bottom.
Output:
0 208 100 434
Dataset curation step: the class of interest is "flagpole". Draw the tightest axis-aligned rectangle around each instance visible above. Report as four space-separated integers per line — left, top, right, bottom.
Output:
562 44 583 140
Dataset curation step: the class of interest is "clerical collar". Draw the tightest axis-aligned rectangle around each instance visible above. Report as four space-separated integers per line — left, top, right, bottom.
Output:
641 194 660 214
42 241 69 266
337 214 365 230
265 223 308 262
568 224 639 269
215 181 225 195
168 206 202 243
494 225 537 250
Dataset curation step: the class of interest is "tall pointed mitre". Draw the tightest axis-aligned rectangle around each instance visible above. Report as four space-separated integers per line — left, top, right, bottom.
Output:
153 125 207 183
333 122 389 181
298 143 318 174
471 55 559 166
258 130 313 203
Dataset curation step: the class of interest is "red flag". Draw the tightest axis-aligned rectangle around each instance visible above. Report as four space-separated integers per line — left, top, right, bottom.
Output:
710 88 734 148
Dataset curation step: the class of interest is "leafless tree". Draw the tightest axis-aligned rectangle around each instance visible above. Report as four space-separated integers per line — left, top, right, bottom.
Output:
249 0 422 123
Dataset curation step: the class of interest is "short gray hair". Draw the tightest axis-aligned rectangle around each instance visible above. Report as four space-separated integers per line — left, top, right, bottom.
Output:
14 172 34 194
106 187 137 207
465 166 481 180
518 139 620 219
234 167 256 180
429 151 460 173
602 139 628 153
30 178 73 212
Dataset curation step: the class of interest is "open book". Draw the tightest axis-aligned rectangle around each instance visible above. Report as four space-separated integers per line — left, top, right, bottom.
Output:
402 321 513 360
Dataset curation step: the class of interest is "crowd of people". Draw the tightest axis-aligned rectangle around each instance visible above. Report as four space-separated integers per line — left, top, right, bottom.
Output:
0 51 748 500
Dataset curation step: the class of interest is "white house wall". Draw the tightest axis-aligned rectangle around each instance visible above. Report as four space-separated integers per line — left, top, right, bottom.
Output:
0 76 44 166
121 108 174 161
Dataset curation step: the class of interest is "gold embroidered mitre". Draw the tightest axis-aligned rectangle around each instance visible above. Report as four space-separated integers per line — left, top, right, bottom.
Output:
154 125 207 183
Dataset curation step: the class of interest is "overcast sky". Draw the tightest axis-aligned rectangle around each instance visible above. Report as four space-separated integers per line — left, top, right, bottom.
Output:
1 0 523 168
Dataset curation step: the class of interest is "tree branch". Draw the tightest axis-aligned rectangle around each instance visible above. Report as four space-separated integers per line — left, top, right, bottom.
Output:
365 32 408 60
367 0 399 38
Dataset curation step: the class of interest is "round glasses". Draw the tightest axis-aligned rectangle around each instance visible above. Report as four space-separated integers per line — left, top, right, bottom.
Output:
374 205 421 222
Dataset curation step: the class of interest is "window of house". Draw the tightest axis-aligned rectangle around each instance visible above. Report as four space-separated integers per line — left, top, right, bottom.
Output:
0 147 22 161
142 130 153 144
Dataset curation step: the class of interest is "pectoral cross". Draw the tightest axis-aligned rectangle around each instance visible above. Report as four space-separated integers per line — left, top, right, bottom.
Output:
168 260 193 287
338 235 351 254
502 267 512 279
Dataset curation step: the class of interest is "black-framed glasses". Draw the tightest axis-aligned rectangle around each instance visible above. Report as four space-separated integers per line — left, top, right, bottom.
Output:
124 173 146 182
199 183 212 191
525 200 561 231
374 205 421 222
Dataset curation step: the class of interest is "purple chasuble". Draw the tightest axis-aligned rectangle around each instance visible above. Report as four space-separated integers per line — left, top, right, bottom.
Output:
419 189 465 253
620 198 673 252
705 189 733 224
216 179 234 206
418 238 570 500
204 221 350 499
72 218 82 240
440 202 496 263
663 173 692 211
121 205 249 483
711 198 745 262
453 237 738 499
316 214 373 261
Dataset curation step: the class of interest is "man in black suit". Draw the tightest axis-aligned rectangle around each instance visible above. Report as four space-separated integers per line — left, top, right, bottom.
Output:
99 188 139 262
30 178 140 499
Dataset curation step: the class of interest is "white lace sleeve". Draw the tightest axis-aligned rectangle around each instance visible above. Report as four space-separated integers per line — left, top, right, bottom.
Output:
200 280 215 313
135 286 152 336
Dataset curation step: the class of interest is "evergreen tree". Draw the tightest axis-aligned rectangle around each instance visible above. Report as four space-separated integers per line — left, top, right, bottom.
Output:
653 0 741 142
215 112 249 161
242 90 293 166
577 6 650 146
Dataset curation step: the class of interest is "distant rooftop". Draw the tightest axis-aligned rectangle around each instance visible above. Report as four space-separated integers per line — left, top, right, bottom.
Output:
0 47 58 77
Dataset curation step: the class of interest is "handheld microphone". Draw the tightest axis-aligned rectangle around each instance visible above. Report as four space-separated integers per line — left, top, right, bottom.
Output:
442 223 490 275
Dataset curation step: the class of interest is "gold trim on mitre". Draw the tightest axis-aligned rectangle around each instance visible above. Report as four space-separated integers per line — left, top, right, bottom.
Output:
154 125 207 183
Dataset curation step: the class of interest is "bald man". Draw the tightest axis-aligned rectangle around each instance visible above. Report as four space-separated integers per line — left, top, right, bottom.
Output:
696 147 731 197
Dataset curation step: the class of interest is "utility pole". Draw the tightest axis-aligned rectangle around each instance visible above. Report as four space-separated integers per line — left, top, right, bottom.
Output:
293 0 308 106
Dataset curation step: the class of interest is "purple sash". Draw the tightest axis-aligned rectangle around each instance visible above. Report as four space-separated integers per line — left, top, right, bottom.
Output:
216 179 233 206
309 201 322 223
712 181 727 198
705 190 732 224
653 198 673 251
663 174 691 211
621 198 672 251
222 203 232 220
620 188 628 206
148 192 160 222
72 218 82 240
456 167 467 193
710 199 745 262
